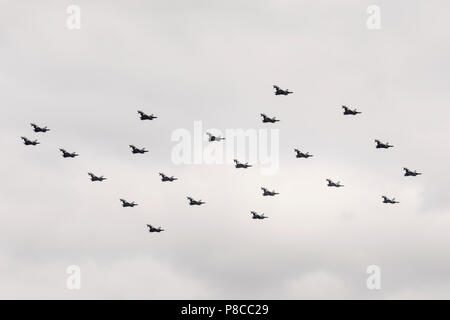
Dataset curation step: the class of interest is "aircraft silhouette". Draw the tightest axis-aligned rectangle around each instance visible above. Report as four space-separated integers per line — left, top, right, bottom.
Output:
382 196 399 204
294 149 313 158
137 111 157 120
30 123 50 133
187 197 205 206
159 173 177 182
327 179 344 187
375 140 394 149
206 132 225 141
59 148 78 158
21 137 39 146
88 173 106 182
260 113 280 123
273 85 293 95
251 211 268 219
403 168 422 176
120 199 138 207
129 145 148 154
234 159 252 169
146 224 164 233
342 106 361 115
261 187 279 196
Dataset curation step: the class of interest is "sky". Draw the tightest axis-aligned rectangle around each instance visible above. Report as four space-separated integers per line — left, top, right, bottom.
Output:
1 0 450 299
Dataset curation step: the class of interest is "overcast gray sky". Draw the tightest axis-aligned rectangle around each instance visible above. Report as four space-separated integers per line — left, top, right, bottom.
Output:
1 0 450 299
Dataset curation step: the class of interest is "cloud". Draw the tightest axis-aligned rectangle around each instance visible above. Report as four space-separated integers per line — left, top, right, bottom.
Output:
1 0 450 299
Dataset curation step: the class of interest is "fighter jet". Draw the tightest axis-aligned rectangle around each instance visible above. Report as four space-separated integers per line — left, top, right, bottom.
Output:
30 123 50 133
375 140 394 149
206 132 225 142
146 224 164 233
120 199 138 207
251 211 268 220
88 172 106 182
294 149 313 158
327 179 344 187
234 159 252 169
159 173 177 182
129 145 148 154
137 111 157 120
59 148 78 158
21 137 39 146
403 168 422 177
260 113 280 123
382 196 399 204
342 106 361 115
261 187 279 197
273 85 293 95
187 197 205 206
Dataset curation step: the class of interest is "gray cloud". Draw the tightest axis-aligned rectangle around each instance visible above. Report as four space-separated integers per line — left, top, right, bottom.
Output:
1 0 450 299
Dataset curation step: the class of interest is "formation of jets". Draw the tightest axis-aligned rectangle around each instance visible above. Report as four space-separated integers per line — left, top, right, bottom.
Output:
20 85 424 232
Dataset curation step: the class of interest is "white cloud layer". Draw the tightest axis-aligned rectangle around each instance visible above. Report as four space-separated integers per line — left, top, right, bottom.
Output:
1 0 450 299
